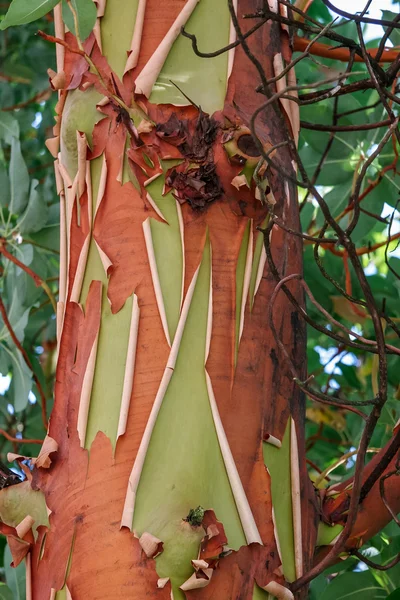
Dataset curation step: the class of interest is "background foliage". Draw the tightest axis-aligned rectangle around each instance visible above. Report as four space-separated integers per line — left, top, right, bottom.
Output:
0 0 399 597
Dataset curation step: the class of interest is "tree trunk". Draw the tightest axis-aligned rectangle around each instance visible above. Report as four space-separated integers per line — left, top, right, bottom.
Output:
24 1 317 598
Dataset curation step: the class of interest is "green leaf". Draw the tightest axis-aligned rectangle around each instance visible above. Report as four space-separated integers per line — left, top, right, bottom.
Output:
7 348 32 413
320 571 386 600
0 164 10 208
0 584 13 600
0 113 19 144
0 0 60 30
18 179 49 234
0 294 30 345
62 0 97 41
4 545 25 600
387 590 400 600
382 11 400 47
9 138 29 215
338 363 362 390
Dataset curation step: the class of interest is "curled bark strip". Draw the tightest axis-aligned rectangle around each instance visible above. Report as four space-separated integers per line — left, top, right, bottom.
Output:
206 372 262 545
117 295 140 439
124 0 147 74
76 282 103 448
53 4 65 80
262 580 294 599
142 219 171 346
227 0 238 79
139 532 164 558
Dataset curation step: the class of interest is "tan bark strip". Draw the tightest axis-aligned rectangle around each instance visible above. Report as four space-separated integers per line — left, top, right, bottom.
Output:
261 581 294 599
279 1 289 34
57 156 75 274
227 0 238 79
94 19 102 52
49 590 56 600
77 286 102 447
134 0 200 97
205 248 213 363
53 3 65 76
77 330 100 447
57 156 73 188
77 132 87 202
205 371 262 545
273 53 292 127
145 190 166 221
93 0 111 52
86 161 93 227
157 578 170 589
176 200 185 311
26 553 32 600
16 516 35 539
143 218 171 346
66 178 78 277
254 244 266 300
66 587 72 600
70 235 91 303
238 221 253 344
94 154 108 217
94 240 113 276
290 417 303 579
121 265 201 529
56 301 64 345
55 161 67 306
287 67 300 147
124 0 147 74
270 503 283 563
117 294 140 439
95 0 107 16
116 133 127 184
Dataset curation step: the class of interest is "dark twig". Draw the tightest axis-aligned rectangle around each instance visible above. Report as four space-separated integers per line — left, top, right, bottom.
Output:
352 549 400 571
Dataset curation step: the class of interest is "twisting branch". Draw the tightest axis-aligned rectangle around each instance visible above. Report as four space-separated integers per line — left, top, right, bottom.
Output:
0 429 43 445
352 549 400 571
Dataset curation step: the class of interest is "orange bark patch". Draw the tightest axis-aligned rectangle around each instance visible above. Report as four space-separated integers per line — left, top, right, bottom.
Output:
200 510 228 560
0 522 33 568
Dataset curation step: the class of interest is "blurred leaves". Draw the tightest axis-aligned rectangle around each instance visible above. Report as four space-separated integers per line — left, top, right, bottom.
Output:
0 3 58 472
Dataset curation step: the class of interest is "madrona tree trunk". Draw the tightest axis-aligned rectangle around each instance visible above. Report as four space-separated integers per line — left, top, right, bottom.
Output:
8 1 319 598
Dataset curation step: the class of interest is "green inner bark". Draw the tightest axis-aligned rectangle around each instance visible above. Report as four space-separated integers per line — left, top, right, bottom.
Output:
149 0 231 114
263 419 296 583
133 239 246 598
147 175 183 343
